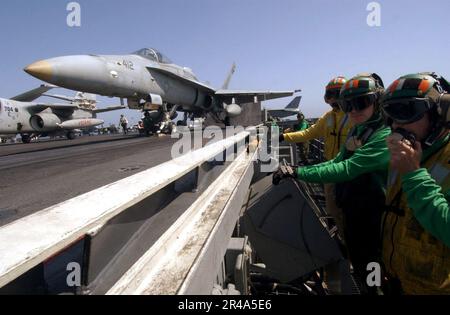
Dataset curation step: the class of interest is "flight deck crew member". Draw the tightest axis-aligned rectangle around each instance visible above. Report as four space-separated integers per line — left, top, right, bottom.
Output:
380 73 450 295
281 77 351 161
281 113 310 163
143 111 153 136
119 114 129 135
280 76 352 235
274 73 391 294
294 112 309 132
293 112 310 163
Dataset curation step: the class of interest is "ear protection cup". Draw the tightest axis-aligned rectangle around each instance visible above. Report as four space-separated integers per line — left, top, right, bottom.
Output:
425 75 450 128
371 73 385 103
371 73 385 88
438 93 450 128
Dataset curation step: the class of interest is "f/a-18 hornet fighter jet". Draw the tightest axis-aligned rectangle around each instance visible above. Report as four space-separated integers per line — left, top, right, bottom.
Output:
25 48 298 127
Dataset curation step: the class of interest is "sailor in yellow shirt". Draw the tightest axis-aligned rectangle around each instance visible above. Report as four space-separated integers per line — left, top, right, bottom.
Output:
280 77 352 236
380 72 450 294
281 77 351 161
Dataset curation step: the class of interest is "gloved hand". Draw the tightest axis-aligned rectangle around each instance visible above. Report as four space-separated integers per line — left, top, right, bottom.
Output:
279 133 285 143
272 164 297 185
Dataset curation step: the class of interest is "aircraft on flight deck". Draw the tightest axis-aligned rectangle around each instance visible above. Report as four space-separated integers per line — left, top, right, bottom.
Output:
266 96 303 119
24 48 299 128
0 85 125 143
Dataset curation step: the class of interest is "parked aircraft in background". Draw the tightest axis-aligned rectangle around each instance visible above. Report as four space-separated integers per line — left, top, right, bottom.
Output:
267 96 302 120
0 85 125 143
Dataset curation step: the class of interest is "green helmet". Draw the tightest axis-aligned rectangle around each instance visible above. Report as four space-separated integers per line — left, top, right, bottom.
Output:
339 73 384 113
382 73 438 100
340 73 384 99
325 76 347 105
381 72 450 127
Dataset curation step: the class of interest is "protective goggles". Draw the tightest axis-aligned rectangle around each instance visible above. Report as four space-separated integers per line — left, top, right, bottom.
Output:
339 93 377 113
381 98 432 124
325 89 340 100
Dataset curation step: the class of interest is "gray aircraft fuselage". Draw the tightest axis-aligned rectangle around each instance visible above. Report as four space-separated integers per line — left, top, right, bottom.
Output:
0 98 103 136
26 50 213 112
25 48 295 122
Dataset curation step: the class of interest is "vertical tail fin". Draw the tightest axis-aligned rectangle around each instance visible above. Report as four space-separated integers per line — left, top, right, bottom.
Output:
285 96 302 109
221 62 237 90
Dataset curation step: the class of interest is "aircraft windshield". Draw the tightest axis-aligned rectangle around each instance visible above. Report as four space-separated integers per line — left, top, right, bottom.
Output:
133 48 173 64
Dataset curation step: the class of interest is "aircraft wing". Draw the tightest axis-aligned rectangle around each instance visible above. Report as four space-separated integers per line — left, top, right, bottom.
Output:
146 65 216 93
11 84 57 102
215 90 294 104
41 94 75 102
267 109 299 119
26 103 79 113
93 105 127 114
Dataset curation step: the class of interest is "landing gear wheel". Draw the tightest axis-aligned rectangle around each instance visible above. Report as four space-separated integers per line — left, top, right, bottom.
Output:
67 132 76 140
21 134 31 144
169 123 176 134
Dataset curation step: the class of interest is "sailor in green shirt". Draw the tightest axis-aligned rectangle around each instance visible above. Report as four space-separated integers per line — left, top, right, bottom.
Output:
380 73 450 295
274 73 390 294
294 113 309 163
283 112 310 164
284 112 309 133
294 112 309 131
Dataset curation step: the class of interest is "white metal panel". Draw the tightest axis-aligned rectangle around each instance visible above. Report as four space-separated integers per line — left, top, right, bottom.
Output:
0 131 249 288
108 147 256 295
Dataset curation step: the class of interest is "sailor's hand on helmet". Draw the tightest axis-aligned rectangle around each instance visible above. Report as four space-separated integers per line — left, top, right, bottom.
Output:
272 164 297 185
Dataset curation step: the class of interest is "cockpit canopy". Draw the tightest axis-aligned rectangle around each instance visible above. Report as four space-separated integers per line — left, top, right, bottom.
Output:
133 48 173 64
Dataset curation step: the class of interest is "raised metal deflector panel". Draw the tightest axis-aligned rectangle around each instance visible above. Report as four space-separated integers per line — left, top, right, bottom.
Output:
241 178 342 283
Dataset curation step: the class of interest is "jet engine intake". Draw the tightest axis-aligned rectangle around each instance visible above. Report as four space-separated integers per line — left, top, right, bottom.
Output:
30 113 62 132
203 95 213 109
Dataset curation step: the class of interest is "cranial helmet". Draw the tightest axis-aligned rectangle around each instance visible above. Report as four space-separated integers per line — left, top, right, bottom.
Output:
339 73 385 113
325 76 347 107
381 72 450 127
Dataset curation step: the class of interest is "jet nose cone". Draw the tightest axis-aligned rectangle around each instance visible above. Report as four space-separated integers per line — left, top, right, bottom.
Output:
24 60 53 82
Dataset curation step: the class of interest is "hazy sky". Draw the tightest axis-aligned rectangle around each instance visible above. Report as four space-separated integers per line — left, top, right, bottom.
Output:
1 0 449 125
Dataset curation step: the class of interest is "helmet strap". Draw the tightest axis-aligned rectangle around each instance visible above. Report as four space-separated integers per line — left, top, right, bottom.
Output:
424 124 444 148
331 103 340 109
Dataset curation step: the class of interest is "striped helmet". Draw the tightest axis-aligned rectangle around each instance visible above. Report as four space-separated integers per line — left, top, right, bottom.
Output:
340 73 384 100
326 76 347 92
325 76 347 105
382 73 438 101
382 73 450 126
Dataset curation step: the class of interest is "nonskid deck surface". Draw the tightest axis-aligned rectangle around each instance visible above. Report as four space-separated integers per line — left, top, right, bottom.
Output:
0 131 227 227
